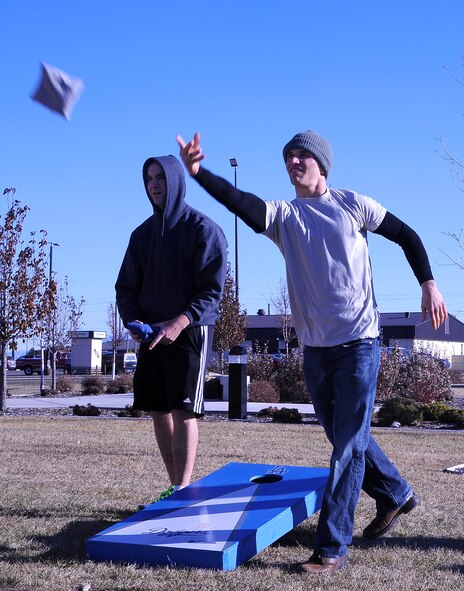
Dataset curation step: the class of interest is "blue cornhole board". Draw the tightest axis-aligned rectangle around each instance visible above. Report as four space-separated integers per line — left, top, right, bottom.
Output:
86 462 329 571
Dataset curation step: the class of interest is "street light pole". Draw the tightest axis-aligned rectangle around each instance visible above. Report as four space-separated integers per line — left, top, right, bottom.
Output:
47 242 60 391
229 158 239 301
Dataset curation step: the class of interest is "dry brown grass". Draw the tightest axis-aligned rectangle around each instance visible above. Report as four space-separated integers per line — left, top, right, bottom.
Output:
0 416 463 591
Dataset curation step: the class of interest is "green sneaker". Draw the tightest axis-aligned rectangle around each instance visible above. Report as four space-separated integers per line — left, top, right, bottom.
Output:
138 486 175 510
156 485 175 501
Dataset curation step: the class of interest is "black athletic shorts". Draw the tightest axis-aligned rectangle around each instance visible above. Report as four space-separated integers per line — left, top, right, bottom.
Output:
132 325 213 415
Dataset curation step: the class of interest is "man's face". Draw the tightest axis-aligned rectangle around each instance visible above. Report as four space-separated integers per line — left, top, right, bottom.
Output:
146 161 167 210
285 149 324 197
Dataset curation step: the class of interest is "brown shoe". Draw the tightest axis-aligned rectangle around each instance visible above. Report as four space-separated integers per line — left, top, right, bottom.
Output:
299 553 348 574
363 492 420 540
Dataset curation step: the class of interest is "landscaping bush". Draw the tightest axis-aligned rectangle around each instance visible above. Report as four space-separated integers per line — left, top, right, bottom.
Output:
207 357 225 375
271 407 303 424
40 388 58 397
376 396 422 426
248 380 279 403
438 408 464 429
376 346 452 404
396 352 452 403
105 374 133 393
72 403 101 416
376 346 408 401
256 406 279 418
246 345 275 382
56 375 76 393
274 350 309 403
116 404 145 418
421 402 452 421
81 376 106 395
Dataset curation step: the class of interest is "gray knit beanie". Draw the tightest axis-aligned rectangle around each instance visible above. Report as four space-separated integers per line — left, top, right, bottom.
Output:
282 130 333 177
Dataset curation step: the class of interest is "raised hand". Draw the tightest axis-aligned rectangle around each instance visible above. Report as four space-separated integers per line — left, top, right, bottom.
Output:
176 132 205 176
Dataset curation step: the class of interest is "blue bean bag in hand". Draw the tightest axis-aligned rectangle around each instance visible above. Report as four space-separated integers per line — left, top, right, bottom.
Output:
126 322 160 341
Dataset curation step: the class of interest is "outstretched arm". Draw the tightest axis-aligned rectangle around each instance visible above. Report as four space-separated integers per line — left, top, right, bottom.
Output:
176 132 267 233
374 212 447 329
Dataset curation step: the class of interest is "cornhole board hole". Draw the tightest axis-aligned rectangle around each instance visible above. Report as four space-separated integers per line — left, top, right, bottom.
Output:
87 462 329 571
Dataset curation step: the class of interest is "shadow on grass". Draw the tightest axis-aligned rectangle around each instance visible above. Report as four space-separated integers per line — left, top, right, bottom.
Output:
37 517 130 562
271 524 316 548
243 558 307 574
0 509 133 565
2 514 462 576
273 524 463 554
268 528 464 575
355 533 464 553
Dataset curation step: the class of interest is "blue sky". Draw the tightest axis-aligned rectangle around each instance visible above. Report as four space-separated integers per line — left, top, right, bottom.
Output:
1 0 463 337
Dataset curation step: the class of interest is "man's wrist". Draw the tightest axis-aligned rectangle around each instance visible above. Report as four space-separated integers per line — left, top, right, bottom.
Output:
177 313 191 329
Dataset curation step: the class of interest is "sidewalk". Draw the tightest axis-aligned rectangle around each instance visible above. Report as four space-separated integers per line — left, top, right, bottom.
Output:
5 393 316 415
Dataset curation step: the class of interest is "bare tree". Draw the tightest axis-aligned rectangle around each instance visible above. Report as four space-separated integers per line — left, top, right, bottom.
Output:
438 56 464 192
106 302 126 379
271 277 297 355
213 264 247 373
44 276 85 390
0 190 54 412
438 56 464 272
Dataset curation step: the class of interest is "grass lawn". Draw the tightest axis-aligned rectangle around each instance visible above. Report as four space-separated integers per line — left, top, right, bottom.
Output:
0 416 463 591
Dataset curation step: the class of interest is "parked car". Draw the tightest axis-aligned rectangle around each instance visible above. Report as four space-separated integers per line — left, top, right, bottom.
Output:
272 353 286 367
56 351 72 373
0 356 17 371
15 355 50 376
101 350 137 374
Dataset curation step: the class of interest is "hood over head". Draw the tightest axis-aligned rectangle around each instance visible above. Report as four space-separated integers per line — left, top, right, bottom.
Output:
142 155 187 230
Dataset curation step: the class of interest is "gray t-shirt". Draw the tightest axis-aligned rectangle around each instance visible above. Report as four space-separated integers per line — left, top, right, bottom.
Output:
263 188 386 347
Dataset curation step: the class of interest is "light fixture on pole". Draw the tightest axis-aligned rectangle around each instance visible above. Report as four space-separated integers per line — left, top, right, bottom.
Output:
49 242 60 282
229 158 239 301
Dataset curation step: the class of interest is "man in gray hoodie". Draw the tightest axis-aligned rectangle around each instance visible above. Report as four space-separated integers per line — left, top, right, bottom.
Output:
116 155 227 503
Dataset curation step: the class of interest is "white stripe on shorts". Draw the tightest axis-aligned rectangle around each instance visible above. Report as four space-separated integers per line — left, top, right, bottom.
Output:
192 325 209 415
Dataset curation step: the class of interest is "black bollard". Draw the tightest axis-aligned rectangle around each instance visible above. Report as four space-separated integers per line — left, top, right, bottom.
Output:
228 344 248 419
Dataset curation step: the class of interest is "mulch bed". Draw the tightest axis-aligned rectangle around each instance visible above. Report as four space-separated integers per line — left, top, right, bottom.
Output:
2 406 463 431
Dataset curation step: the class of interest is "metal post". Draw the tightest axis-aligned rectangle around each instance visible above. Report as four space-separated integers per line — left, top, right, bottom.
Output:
228 344 247 419
48 242 59 390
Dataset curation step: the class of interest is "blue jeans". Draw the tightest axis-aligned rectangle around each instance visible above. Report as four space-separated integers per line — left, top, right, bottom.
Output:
303 338 412 558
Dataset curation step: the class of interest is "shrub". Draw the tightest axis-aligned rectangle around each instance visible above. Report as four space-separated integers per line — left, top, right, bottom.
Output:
439 408 464 429
396 351 452 404
248 380 280 403
376 396 422 426
40 388 58 397
81 376 106 395
246 345 275 382
105 374 133 393
56 375 76 393
256 406 279 418
376 346 408 401
207 357 225 375
376 347 452 404
72 403 101 416
116 404 145 418
421 402 452 421
274 350 309 403
271 407 303 424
